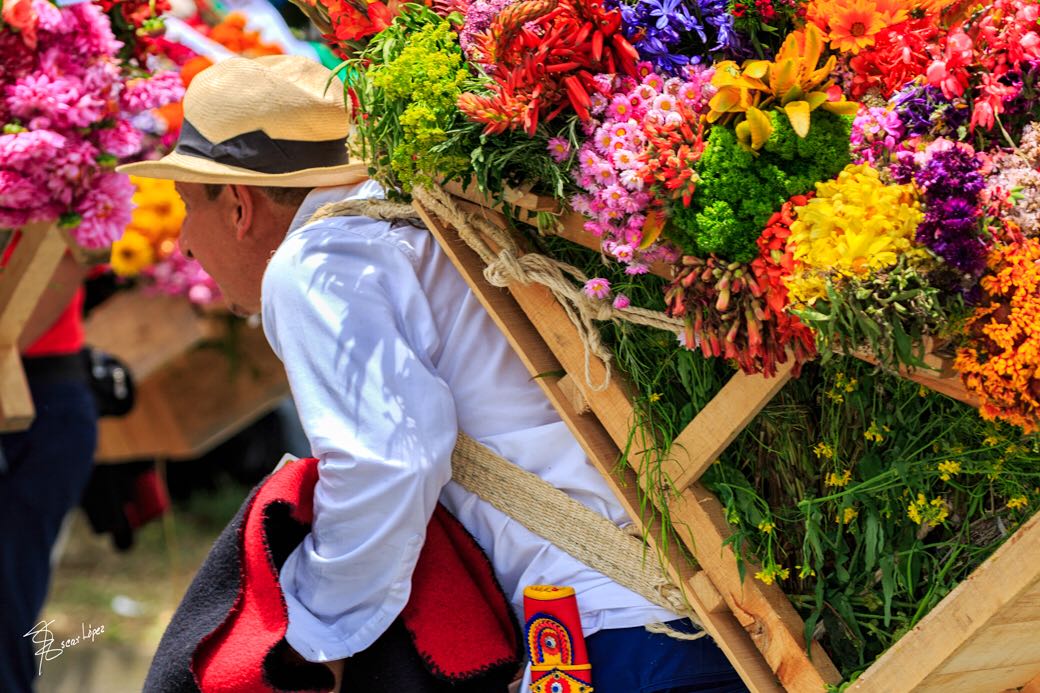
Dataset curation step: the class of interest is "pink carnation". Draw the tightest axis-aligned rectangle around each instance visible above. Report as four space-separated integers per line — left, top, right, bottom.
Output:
120 71 185 114
72 172 134 249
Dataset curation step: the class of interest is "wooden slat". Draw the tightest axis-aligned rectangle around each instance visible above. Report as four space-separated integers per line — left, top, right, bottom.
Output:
661 365 795 492
670 484 842 690
850 512 1040 693
95 322 287 462
415 199 785 693
0 224 68 430
0 345 33 432
84 291 222 381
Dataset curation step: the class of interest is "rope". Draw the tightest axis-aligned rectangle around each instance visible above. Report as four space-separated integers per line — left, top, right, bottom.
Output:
411 185 685 392
309 198 422 224
451 433 704 636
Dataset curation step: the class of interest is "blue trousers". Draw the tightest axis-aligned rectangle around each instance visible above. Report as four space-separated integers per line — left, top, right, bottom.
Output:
0 377 97 692
586 620 748 693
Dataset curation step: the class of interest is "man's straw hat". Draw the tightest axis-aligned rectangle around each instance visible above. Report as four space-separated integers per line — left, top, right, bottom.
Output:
118 55 368 187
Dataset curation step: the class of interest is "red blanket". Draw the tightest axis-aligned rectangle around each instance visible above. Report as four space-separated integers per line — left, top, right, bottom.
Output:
144 457 522 692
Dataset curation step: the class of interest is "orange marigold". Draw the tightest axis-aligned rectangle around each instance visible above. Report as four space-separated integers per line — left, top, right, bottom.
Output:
955 238 1040 432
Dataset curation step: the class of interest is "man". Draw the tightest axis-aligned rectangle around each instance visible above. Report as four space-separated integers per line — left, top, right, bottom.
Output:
122 55 743 693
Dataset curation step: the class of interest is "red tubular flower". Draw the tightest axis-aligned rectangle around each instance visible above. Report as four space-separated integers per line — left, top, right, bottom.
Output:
457 0 638 134
664 196 816 377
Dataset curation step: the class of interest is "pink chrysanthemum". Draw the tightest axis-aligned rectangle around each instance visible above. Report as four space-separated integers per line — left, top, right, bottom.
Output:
583 277 611 299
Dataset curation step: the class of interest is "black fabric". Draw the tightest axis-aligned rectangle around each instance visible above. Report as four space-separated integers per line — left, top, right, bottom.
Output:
176 120 349 174
80 347 135 418
21 353 85 383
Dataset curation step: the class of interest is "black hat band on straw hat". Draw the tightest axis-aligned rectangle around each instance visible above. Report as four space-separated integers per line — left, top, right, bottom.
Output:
175 120 349 174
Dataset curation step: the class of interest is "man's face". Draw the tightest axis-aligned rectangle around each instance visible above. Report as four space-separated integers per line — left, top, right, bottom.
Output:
175 182 262 316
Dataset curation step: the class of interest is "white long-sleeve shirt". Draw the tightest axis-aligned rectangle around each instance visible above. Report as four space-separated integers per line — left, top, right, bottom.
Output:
263 183 676 663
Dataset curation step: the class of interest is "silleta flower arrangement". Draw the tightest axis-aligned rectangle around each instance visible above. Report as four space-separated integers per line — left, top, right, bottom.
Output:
299 0 1040 681
0 0 181 248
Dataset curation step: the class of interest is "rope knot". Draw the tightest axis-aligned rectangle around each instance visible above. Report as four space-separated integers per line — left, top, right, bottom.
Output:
484 250 526 288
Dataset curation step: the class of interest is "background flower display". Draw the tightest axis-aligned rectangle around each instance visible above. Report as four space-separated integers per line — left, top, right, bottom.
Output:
296 0 1040 680
0 0 182 248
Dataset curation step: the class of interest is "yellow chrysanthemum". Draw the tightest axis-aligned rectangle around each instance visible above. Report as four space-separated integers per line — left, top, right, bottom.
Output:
110 231 155 277
786 164 926 304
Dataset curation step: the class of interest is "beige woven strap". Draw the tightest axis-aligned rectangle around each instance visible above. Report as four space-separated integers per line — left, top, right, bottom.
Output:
411 185 684 392
452 433 703 633
309 198 422 224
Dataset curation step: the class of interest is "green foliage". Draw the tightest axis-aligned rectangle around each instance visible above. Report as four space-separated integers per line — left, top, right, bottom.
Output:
529 231 1039 683
793 258 968 373
669 110 852 262
347 5 477 195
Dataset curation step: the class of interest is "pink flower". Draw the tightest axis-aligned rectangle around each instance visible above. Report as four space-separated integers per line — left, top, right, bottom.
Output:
594 126 616 154
547 136 571 163
583 277 611 300
612 148 640 170
612 293 630 309
120 71 185 114
98 120 143 158
3 0 38 48
591 162 617 187
611 243 634 263
72 172 134 249
607 96 634 120
600 184 629 210
0 171 39 209
583 220 606 237
619 169 644 191
624 263 649 275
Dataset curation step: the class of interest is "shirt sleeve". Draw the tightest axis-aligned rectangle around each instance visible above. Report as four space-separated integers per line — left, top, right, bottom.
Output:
261 219 458 662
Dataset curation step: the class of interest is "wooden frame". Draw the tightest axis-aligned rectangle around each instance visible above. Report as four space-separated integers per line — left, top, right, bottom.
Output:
84 291 290 462
414 186 1040 692
0 224 70 432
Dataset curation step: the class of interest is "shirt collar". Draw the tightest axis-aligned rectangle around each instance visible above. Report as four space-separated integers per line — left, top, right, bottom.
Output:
287 179 387 236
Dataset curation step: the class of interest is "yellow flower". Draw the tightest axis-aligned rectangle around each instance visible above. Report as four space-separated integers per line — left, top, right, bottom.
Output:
836 507 859 524
983 435 1001 447
864 421 887 443
758 520 775 534
754 564 791 585
937 460 961 482
825 389 845 404
918 385 929 398
110 231 155 277
907 493 949 526
813 442 836 460
648 392 662 403
1007 496 1029 510
796 564 816 578
825 469 852 487
787 164 926 304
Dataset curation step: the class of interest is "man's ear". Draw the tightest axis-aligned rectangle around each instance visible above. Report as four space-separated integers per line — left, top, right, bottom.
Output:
228 184 255 241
